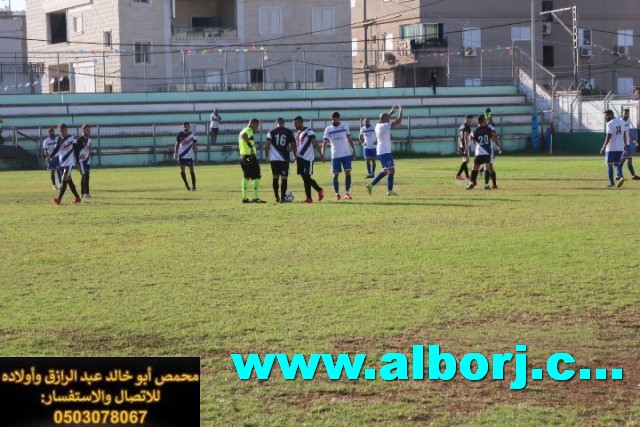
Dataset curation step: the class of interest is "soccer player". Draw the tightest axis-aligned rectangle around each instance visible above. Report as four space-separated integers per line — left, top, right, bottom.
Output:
455 115 473 180
48 123 81 204
486 120 503 189
359 118 377 178
239 118 266 203
466 114 500 190
209 108 222 145
617 108 640 180
322 111 357 200
174 122 197 191
75 124 93 198
365 105 403 196
265 118 296 203
42 127 62 190
293 116 324 203
600 109 627 188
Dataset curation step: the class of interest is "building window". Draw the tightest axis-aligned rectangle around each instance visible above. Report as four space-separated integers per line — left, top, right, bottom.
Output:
73 15 83 33
250 69 264 83
578 28 592 47
103 31 112 47
133 0 149 3
192 17 218 28
134 42 151 64
315 69 324 83
511 27 531 41
259 7 282 36
400 23 444 43
351 0 356 7
312 8 335 36
352 38 358 56
463 27 481 48
48 12 67 44
542 1 553 22
542 45 554 67
617 29 633 47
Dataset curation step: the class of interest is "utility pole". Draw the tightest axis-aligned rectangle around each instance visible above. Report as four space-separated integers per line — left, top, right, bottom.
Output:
363 0 369 88
531 0 539 149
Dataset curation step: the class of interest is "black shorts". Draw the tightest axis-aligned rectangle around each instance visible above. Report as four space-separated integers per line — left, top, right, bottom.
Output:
296 158 314 175
179 158 194 166
240 155 261 179
210 127 219 136
474 155 491 166
271 161 290 177
79 161 90 175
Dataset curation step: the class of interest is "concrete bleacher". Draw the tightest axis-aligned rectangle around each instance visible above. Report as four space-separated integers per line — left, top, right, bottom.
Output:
0 86 533 167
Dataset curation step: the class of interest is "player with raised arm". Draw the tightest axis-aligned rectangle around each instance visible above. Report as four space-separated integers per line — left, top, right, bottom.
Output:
600 109 627 188
365 105 403 196
265 118 296 203
174 122 197 191
359 118 377 178
293 116 325 203
48 123 81 204
323 112 357 200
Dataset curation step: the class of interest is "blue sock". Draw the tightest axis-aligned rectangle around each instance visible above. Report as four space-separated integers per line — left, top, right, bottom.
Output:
333 177 339 194
345 175 352 192
387 173 395 192
608 166 614 185
628 162 636 176
616 163 623 178
371 172 386 186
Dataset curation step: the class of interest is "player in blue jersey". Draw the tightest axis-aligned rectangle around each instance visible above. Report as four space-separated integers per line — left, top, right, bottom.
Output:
322 112 357 200
265 118 296 203
175 122 197 191
42 127 62 190
359 118 377 178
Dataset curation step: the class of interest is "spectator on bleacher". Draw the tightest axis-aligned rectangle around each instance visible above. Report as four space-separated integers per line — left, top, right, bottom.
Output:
429 70 438 95
210 108 222 144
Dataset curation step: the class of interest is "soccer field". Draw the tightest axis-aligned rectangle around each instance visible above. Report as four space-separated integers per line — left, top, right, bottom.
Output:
0 157 638 426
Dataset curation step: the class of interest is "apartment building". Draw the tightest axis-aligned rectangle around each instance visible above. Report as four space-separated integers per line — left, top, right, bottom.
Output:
0 8 40 94
25 0 352 93
351 0 640 95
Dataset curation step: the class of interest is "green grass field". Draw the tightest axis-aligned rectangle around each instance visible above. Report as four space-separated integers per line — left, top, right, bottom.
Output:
0 157 638 426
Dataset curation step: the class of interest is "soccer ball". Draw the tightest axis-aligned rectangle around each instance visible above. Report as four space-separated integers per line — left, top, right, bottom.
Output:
284 191 295 202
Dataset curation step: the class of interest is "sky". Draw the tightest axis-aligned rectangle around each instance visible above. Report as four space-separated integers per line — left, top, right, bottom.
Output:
4 0 25 11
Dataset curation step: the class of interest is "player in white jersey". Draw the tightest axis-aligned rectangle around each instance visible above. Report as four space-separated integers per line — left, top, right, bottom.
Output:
322 111 357 200
75 124 93 198
365 105 403 196
293 116 324 203
359 118 378 178
617 108 640 181
174 122 197 191
42 127 62 190
600 109 627 188
48 123 81 204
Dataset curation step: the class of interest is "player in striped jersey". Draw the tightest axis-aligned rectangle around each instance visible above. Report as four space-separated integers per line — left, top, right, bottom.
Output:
466 114 499 190
75 124 93 198
174 122 197 191
265 118 296 203
359 118 378 178
48 123 81 204
455 115 472 180
42 127 62 190
293 116 324 203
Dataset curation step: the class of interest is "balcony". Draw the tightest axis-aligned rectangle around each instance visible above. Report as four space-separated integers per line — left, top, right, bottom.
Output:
171 27 238 45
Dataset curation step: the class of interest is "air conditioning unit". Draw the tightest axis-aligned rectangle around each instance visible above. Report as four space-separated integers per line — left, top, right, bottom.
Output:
383 52 396 65
614 45 629 55
463 47 477 57
542 23 552 35
580 46 593 57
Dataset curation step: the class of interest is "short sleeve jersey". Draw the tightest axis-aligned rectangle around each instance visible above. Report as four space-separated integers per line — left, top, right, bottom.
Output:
359 125 377 149
176 131 197 159
375 122 393 155
267 126 295 162
606 118 626 152
471 125 493 157
323 122 351 159
296 127 317 162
